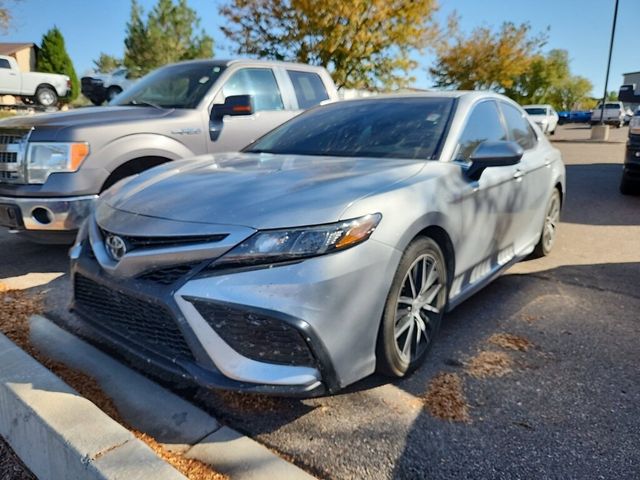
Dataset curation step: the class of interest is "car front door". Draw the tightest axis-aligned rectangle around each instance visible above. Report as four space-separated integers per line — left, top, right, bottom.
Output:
207 67 297 153
498 101 551 254
0 58 20 94
450 100 523 297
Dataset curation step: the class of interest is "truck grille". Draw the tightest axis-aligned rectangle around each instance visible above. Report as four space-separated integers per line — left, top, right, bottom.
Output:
0 129 30 184
74 274 196 362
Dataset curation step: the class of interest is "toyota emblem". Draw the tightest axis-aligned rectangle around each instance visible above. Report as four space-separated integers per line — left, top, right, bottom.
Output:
105 234 127 261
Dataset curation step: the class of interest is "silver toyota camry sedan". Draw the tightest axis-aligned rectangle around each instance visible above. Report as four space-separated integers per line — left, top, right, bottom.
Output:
70 92 565 396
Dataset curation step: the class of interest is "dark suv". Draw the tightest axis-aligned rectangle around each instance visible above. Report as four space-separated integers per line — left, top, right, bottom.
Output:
621 110 640 194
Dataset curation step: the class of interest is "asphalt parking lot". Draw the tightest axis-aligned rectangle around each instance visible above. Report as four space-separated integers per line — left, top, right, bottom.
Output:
1 124 639 479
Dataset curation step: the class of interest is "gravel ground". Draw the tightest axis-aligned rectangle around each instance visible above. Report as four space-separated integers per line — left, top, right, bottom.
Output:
1 124 639 479
0 436 35 480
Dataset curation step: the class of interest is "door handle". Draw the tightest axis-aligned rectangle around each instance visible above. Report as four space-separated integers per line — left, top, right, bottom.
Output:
513 169 525 181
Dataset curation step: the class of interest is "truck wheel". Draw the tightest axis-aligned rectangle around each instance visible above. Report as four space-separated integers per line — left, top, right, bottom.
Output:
106 86 122 102
89 96 105 106
620 175 636 195
36 86 58 107
20 96 35 105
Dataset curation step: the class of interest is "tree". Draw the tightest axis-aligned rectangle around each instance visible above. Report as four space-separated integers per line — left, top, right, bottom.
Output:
0 0 19 33
606 90 618 101
93 53 123 73
219 0 439 90
430 16 547 91
37 26 78 102
547 75 593 111
503 49 570 104
124 0 213 77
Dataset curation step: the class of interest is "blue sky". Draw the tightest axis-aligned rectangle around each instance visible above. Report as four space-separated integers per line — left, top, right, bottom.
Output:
2 0 638 97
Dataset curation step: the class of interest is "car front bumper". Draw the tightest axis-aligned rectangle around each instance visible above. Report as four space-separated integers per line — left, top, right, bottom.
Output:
70 223 401 396
0 194 97 232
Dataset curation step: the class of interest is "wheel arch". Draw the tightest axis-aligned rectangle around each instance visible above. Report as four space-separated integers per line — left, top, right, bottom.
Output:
100 155 172 192
413 225 456 289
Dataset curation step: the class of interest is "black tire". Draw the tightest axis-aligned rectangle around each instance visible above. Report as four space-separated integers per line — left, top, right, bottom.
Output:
106 86 122 102
376 237 448 378
89 96 105 106
619 174 636 195
550 127 556 135
532 188 561 258
35 86 57 107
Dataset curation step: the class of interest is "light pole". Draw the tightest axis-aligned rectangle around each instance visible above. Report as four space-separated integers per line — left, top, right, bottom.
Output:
598 0 620 126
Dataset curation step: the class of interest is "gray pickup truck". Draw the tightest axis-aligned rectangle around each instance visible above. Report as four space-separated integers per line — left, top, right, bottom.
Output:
0 59 338 242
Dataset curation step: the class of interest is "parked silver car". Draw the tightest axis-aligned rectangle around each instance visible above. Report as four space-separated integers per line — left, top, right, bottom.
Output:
70 92 565 396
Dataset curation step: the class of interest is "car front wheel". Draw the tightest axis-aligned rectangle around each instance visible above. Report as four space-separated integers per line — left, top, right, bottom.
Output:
533 188 561 257
376 237 448 378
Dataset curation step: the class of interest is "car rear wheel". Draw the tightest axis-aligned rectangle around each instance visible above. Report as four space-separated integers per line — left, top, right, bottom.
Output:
35 86 57 107
620 174 636 195
376 237 448 378
532 188 561 257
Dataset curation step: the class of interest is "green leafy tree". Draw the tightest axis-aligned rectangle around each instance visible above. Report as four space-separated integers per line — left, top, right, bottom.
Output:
220 0 439 90
547 75 593 111
36 26 78 102
93 53 123 73
606 90 618 101
504 49 570 104
124 0 213 77
430 16 547 91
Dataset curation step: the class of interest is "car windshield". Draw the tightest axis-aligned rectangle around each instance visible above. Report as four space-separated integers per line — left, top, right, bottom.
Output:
112 63 225 109
596 103 621 109
524 108 547 115
244 97 454 160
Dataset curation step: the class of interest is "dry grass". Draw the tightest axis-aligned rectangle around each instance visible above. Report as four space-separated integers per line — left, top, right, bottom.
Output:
488 333 533 352
465 350 513 379
422 373 470 422
215 390 285 413
0 288 227 480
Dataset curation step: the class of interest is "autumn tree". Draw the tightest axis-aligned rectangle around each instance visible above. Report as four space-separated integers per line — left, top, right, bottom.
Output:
124 0 213 77
0 0 19 33
37 26 79 101
219 0 439 90
430 16 547 91
93 53 123 73
504 49 570 104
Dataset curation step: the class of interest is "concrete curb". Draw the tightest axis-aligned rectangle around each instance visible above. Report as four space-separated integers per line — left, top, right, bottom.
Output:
0 332 186 480
30 314 317 480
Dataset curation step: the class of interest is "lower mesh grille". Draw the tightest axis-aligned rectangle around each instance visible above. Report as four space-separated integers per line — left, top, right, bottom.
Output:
74 274 195 361
190 299 315 367
137 264 197 285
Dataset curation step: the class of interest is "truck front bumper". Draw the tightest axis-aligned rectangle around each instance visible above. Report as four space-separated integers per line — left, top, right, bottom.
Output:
0 195 97 231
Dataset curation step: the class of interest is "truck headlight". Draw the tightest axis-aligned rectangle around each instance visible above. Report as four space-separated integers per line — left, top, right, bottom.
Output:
212 213 382 269
630 116 640 135
27 142 90 184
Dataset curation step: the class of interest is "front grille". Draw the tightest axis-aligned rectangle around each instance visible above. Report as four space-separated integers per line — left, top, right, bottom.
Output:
0 129 29 184
137 263 197 285
190 299 316 367
74 274 195 362
100 228 228 251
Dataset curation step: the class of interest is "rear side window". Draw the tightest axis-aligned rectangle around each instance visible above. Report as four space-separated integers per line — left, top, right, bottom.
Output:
222 68 284 112
287 70 330 109
500 102 537 150
0 59 10 69
456 101 507 161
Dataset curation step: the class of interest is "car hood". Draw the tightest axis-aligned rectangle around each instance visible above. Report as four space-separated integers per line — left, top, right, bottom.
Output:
101 152 426 229
0 106 173 134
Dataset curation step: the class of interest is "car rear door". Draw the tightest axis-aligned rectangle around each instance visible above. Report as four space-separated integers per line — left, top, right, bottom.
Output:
207 67 298 153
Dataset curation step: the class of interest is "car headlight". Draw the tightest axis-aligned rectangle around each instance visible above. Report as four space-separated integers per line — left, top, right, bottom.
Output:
213 213 382 268
630 116 640 135
27 142 90 184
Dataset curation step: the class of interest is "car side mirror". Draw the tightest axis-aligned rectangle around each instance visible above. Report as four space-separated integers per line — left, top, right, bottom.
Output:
211 95 254 120
466 141 523 181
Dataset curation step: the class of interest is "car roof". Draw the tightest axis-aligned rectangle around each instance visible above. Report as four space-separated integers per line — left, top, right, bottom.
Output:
160 58 328 70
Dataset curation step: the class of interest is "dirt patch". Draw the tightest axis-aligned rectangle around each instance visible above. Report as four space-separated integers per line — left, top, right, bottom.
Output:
0 289 227 480
488 333 533 352
215 390 287 414
465 350 513 379
422 373 470 422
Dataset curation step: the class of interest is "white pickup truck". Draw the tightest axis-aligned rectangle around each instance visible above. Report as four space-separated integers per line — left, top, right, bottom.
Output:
0 55 70 107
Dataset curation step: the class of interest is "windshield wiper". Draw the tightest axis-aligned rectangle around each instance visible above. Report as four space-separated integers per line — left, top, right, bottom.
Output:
126 99 163 109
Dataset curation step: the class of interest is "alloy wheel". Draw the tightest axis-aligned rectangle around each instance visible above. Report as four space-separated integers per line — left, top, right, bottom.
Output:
543 192 561 252
394 253 443 364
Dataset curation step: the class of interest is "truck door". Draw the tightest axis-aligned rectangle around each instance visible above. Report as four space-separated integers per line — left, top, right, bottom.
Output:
207 67 297 153
0 58 20 95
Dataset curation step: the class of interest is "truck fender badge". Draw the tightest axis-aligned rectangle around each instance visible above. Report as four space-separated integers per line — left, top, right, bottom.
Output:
171 128 202 135
105 234 127 261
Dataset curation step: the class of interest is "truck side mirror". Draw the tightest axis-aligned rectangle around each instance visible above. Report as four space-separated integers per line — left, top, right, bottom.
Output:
211 95 254 120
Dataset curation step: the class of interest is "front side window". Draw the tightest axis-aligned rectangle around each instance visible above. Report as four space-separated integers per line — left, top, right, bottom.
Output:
245 97 454 160
287 70 330 109
222 68 284 112
455 101 507 162
500 102 537 150
0 59 10 69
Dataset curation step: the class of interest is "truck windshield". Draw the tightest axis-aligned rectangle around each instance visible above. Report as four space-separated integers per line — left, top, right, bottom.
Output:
112 63 225 109
245 97 454 160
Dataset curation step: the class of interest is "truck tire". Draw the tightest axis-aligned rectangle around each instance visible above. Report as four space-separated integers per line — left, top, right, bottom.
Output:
20 96 35 105
106 86 122 102
36 86 58 107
